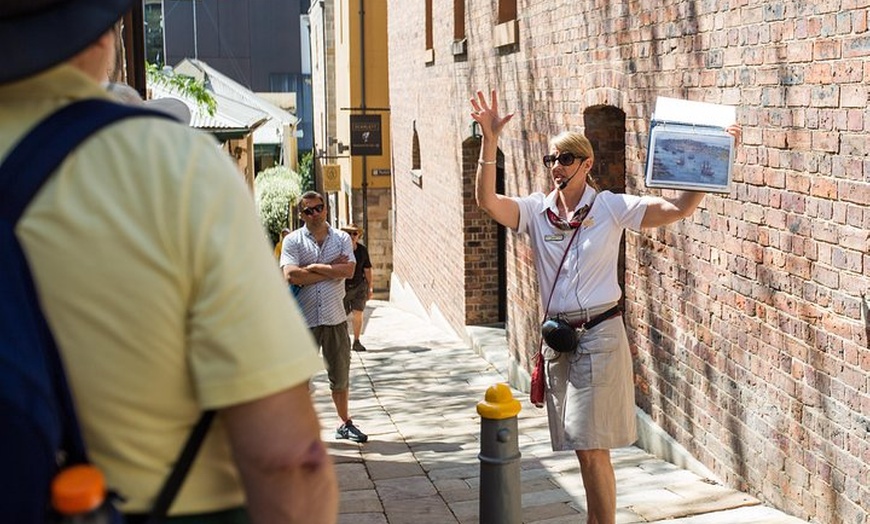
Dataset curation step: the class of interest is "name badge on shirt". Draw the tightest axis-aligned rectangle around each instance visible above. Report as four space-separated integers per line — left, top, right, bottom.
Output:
544 233 565 242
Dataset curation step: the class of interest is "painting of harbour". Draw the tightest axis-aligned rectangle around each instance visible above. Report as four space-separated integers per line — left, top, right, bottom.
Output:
645 123 734 193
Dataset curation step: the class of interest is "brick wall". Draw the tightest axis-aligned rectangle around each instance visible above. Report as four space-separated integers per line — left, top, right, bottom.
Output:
349 187 392 298
388 1 869 521
389 104 469 330
461 138 502 324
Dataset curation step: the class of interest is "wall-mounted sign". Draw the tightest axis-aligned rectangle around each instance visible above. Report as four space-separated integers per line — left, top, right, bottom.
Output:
322 163 341 192
350 115 382 156
372 168 391 177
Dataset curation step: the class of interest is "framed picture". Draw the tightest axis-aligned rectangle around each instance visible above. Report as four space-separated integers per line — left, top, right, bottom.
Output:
645 121 735 193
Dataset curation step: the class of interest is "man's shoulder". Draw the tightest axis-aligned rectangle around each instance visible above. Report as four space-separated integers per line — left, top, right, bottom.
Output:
286 228 308 243
331 227 351 241
83 111 223 176
329 227 353 248
112 113 208 146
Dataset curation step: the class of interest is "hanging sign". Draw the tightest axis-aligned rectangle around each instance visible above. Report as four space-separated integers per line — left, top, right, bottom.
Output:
350 115 382 156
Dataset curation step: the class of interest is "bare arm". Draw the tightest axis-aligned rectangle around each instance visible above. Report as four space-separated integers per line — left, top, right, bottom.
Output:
283 264 327 286
308 257 354 280
283 255 354 285
640 124 742 229
222 384 338 524
471 90 520 230
640 190 706 228
364 267 373 300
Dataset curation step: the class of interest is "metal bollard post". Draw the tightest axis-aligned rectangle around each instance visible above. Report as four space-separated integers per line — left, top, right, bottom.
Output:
477 383 522 524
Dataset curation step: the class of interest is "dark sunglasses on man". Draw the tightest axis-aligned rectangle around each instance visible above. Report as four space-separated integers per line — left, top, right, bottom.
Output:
543 152 585 169
301 203 325 216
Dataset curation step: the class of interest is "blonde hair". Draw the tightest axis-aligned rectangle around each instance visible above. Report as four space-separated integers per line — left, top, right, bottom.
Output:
550 131 594 161
550 131 599 191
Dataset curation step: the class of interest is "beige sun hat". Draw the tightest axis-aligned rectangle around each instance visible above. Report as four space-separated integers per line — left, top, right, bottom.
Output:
341 223 363 236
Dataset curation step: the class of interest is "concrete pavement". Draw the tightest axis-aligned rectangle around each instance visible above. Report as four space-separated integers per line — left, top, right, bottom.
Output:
312 300 807 524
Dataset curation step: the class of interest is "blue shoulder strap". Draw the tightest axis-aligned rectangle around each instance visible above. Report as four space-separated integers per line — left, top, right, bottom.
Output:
0 99 173 221
0 99 174 465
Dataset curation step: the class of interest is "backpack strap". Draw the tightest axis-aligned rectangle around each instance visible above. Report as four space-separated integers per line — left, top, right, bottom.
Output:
3 99 217 522
0 99 176 468
145 410 217 524
0 99 171 222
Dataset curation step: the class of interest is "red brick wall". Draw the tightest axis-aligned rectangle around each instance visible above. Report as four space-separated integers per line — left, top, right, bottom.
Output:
462 138 501 324
387 1 869 521
391 111 468 331
349 187 392 298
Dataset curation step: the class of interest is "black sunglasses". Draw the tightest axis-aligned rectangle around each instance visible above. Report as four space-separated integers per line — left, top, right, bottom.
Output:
301 203 325 216
543 152 583 169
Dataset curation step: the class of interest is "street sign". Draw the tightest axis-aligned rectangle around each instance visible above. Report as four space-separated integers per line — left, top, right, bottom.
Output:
322 163 341 192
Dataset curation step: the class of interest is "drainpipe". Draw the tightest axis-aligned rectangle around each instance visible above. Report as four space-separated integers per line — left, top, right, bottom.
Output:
359 0 368 235
322 0 328 167
308 0 328 194
192 0 198 60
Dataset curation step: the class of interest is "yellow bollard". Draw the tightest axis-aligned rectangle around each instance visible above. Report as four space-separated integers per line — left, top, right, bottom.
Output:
477 383 522 524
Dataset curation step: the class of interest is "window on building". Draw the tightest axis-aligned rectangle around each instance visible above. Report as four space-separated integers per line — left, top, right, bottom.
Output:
425 0 433 50
144 0 164 65
494 0 518 48
452 0 467 55
425 0 434 63
497 0 516 24
412 124 421 170
411 122 422 186
454 0 465 41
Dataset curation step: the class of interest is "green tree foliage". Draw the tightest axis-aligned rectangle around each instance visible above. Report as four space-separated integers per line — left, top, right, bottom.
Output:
146 63 217 116
298 150 315 191
255 165 303 244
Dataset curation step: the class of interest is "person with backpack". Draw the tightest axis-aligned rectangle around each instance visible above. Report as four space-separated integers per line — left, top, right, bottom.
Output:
0 1 338 523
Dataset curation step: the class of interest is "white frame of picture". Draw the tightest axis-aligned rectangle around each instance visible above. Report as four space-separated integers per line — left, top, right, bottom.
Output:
644 121 735 194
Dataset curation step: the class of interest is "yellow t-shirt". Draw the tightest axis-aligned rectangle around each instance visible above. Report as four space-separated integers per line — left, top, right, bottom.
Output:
1 66 322 514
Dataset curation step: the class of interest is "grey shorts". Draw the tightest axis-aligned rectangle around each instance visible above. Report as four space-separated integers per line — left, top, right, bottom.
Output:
343 283 368 313
311 323 351 391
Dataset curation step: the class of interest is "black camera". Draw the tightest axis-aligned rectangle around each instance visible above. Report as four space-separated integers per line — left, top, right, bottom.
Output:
541 316 577 353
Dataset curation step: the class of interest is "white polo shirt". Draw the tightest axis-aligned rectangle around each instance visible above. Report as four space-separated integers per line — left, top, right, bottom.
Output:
514 187 649 314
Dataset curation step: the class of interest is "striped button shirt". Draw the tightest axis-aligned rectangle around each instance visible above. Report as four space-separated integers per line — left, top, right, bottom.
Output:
281 224 355 327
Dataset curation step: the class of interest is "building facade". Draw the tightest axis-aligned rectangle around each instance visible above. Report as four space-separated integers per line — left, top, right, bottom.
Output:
387 1 868 522
310 0 393 298
162 0 314 152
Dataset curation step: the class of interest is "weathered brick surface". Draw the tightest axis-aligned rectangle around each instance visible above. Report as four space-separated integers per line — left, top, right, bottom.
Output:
349 187 392 298
387 1 869 522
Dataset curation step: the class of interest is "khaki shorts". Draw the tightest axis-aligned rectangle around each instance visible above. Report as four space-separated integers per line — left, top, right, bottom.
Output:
311 323 351 391
544 303 637 451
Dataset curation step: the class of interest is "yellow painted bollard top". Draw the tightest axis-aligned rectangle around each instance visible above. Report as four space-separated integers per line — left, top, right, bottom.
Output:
476 383 522 420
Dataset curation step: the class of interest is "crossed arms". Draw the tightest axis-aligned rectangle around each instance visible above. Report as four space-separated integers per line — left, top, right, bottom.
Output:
283 255 355 286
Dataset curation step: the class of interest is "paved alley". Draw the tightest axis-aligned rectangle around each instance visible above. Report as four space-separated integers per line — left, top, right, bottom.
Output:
311 300 807 524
